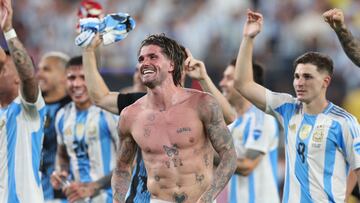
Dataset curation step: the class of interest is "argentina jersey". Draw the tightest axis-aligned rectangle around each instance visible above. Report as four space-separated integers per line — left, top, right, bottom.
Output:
55 102 119 203
265 90 360 203
126 149 151 203
227 105 280 203
41 96 71 200
0 92 46 203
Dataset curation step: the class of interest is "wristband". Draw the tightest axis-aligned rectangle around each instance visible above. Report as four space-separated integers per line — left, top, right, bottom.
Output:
4 29 17 41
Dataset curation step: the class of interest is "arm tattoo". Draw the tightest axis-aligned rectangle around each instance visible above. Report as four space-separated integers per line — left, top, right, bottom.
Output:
336 27 360 67
245 149 263 160
198 95 237 201
111 134 137 203
7 38 38 102
94 172 112 194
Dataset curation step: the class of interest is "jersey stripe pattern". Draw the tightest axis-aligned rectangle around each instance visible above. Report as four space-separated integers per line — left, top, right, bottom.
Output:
227 105 280 203
55 102 119 203
0 92 46 203
265 90 360 203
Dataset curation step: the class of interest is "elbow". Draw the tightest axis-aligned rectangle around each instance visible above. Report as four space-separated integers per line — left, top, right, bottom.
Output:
233 79 246 93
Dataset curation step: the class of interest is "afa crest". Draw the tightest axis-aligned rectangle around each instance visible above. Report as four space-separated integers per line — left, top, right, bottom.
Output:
299 124 312 140
312 125 325 142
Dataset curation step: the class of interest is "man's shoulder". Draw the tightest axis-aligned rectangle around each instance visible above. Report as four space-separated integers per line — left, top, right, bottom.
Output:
121 96 146 115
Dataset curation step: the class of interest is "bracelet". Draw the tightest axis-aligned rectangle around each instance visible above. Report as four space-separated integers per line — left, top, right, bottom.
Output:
4 29 17 41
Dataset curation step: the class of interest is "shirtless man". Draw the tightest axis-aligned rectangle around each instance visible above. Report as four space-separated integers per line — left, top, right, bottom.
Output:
111 34 237 203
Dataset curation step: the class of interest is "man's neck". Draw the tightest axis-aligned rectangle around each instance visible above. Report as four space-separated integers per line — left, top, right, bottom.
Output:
44 88 67 103
233 99 252 116
146 82 180 111
302 97 329 115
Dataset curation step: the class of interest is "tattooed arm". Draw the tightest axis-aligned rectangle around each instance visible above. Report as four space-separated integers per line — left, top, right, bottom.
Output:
198 94 236 203
112 108 137 203
323 8 360 67
1 0 39 102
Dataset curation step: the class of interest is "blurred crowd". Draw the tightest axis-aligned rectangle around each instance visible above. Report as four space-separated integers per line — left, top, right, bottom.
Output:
4 0 360 115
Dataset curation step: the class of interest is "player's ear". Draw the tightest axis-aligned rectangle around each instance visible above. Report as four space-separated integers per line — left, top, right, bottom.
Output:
323 75 331 88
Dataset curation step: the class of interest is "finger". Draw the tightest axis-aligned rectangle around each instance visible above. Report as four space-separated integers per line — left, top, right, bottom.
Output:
185 48 193 59
52 172 64 184
1 9 7 28
184 57 191 68
68 191 81 203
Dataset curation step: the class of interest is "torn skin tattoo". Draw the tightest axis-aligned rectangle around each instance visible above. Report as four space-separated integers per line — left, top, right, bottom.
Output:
163 144 179 157
173 192 188 203
163 144 183 168
176 127 191 134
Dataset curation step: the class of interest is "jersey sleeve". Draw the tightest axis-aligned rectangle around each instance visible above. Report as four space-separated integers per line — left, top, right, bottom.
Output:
245 109 279 153
343 117 360 170
265 89 298 129
19 87 45 116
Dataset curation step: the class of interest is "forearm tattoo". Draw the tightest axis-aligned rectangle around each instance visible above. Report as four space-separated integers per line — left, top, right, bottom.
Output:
7 38 38 101
112 135 136 203
336 27 360 67
199 96 237 201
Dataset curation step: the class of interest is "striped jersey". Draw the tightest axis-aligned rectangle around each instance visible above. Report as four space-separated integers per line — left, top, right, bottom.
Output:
126 149 150 203
0 92 46 203
227 105 280 203
41 96 71 200
265 90 360 203
55 102 119 203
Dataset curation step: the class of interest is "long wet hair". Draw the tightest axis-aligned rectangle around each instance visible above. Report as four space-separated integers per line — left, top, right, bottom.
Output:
138 34 186 86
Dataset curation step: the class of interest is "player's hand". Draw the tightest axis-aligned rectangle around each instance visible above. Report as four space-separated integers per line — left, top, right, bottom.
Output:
323 8 345 31
0 0 13 31
184 48 207 80
50 171 69 190
243 9 263 38
64 181 98 203
84 33 102 51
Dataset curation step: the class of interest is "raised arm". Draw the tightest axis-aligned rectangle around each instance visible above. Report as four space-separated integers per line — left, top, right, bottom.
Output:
1 0 38 102
82 35 120 114
185 49 236 124
112 108 137 203
233 10 267 111
197 94 236 202
323 8 360 67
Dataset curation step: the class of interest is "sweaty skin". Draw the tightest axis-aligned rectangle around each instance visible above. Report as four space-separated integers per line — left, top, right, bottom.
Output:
118 89 228 202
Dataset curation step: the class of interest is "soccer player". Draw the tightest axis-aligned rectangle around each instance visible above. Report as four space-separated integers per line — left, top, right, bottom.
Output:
51 56 119 203
0 0 46 202
185 51 280 203
111 34 236 203
37 51 72 202
234 9 360 202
